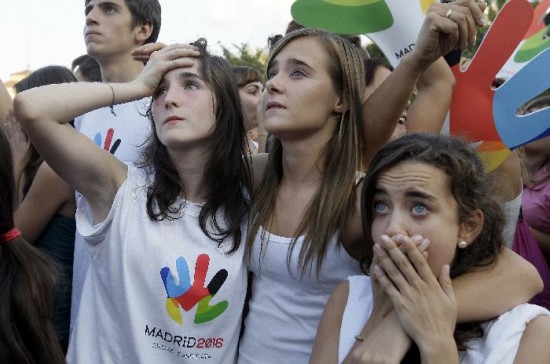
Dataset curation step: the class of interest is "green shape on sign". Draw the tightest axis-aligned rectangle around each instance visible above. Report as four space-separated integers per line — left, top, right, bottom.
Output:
292 0 394 35
514 27 550 63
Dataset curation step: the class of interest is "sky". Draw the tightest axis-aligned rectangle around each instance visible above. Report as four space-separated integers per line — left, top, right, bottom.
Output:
0 0 298 80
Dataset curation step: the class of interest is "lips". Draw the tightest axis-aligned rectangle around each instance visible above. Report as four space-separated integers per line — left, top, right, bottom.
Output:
164 116 184 124
266 101 285 111
85 30 101 38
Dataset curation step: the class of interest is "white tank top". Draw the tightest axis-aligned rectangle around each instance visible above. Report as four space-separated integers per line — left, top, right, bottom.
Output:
238 229 361 364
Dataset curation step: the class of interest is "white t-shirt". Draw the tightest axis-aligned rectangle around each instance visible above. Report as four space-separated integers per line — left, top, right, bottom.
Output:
238 229 361 364
339 275 550 364
67 166 247 363
71 101 152 335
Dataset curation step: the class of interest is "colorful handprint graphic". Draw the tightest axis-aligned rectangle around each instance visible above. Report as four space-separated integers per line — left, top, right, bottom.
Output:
161 254 229 325
94 128 121 155
449 0 533 171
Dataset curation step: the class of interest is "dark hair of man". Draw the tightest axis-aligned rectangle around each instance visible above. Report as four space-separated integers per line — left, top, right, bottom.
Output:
15 66 78 197
84 0 162 44
72 54 102 82
361 132 505 350
142 38 252 253
0 128 65 364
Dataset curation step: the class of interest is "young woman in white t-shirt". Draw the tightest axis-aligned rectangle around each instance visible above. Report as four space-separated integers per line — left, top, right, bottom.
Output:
14 40 252 363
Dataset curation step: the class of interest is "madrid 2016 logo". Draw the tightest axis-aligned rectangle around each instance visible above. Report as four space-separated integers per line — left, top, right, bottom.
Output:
160 254 229 325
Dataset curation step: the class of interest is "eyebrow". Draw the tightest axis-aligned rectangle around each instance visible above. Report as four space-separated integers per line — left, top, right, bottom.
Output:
178 72 202 81
268 57 314 72
85 1 119 15
373 188 436 201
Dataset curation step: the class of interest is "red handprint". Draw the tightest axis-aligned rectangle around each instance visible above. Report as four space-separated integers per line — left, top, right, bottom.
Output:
449 0 532 171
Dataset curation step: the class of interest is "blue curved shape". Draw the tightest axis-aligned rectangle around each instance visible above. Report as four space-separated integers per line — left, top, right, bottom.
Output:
494 49 550 149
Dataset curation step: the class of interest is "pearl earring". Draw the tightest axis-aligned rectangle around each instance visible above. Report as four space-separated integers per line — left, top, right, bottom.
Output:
458 240 468 249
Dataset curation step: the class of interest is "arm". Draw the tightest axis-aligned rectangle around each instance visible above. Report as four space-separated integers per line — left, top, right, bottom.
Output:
362 0 483 165
405 57 455 134
14 45 198 223
513 315 550 363
310 281 349 364
453 248 543 322
15 163 74 243
530 228 550 258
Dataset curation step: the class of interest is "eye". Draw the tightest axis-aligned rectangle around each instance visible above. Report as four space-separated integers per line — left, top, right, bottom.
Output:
267 69 277 80
247 87 259 96
184 81 199 90
153 86 167 99
411 203 429 215
290 69 306 78
104 4 116 14
373 201 388 214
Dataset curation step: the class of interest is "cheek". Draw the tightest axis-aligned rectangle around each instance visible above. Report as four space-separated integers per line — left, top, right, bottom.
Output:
426 245 456 275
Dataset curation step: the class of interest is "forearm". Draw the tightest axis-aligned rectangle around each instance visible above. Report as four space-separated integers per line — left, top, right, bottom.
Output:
419 338 459 364
14 81 149 127
363 54 426 164
453 248 543 322
344 309 411 363
406 57 454 134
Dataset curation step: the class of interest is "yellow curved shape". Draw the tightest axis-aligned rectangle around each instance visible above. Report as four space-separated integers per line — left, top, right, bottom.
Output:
475 141 512 173
323 0 379 6
166 298 183 324
421 0 435 14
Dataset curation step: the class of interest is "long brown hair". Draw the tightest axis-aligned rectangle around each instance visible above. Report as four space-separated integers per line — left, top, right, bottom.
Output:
0 128 65 363
247 28 366 275
142 39 252 253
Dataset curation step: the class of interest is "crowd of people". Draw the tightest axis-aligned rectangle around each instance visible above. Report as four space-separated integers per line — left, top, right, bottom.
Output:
1 0 549 363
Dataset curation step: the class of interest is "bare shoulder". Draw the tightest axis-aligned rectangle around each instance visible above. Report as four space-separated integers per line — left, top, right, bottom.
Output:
251 153 269 190
514 314 550 363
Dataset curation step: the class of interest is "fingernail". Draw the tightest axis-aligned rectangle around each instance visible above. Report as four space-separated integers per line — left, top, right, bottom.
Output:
380 234 390 243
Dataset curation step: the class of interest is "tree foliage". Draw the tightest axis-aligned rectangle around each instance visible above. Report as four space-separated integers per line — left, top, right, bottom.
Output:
221 43 268 74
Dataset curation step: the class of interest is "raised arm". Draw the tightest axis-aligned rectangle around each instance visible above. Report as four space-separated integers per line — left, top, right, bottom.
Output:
14 45 199 222
362 0 485 165
405 57 455 134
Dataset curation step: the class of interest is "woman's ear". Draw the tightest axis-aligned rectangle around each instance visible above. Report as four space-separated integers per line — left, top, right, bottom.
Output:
458 209 484 246
332 95 348 114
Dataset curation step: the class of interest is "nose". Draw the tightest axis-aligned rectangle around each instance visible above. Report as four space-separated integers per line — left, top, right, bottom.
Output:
265 74 282 94
383 210 407 238
85 7 99 26
163 86 180 108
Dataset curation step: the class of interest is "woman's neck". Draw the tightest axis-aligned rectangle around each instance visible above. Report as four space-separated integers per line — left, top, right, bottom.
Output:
169 147 211 202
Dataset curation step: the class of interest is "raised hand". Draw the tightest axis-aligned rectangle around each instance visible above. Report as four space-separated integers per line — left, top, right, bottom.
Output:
131 42 167 63
132 43 200 96
412 0 486 69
